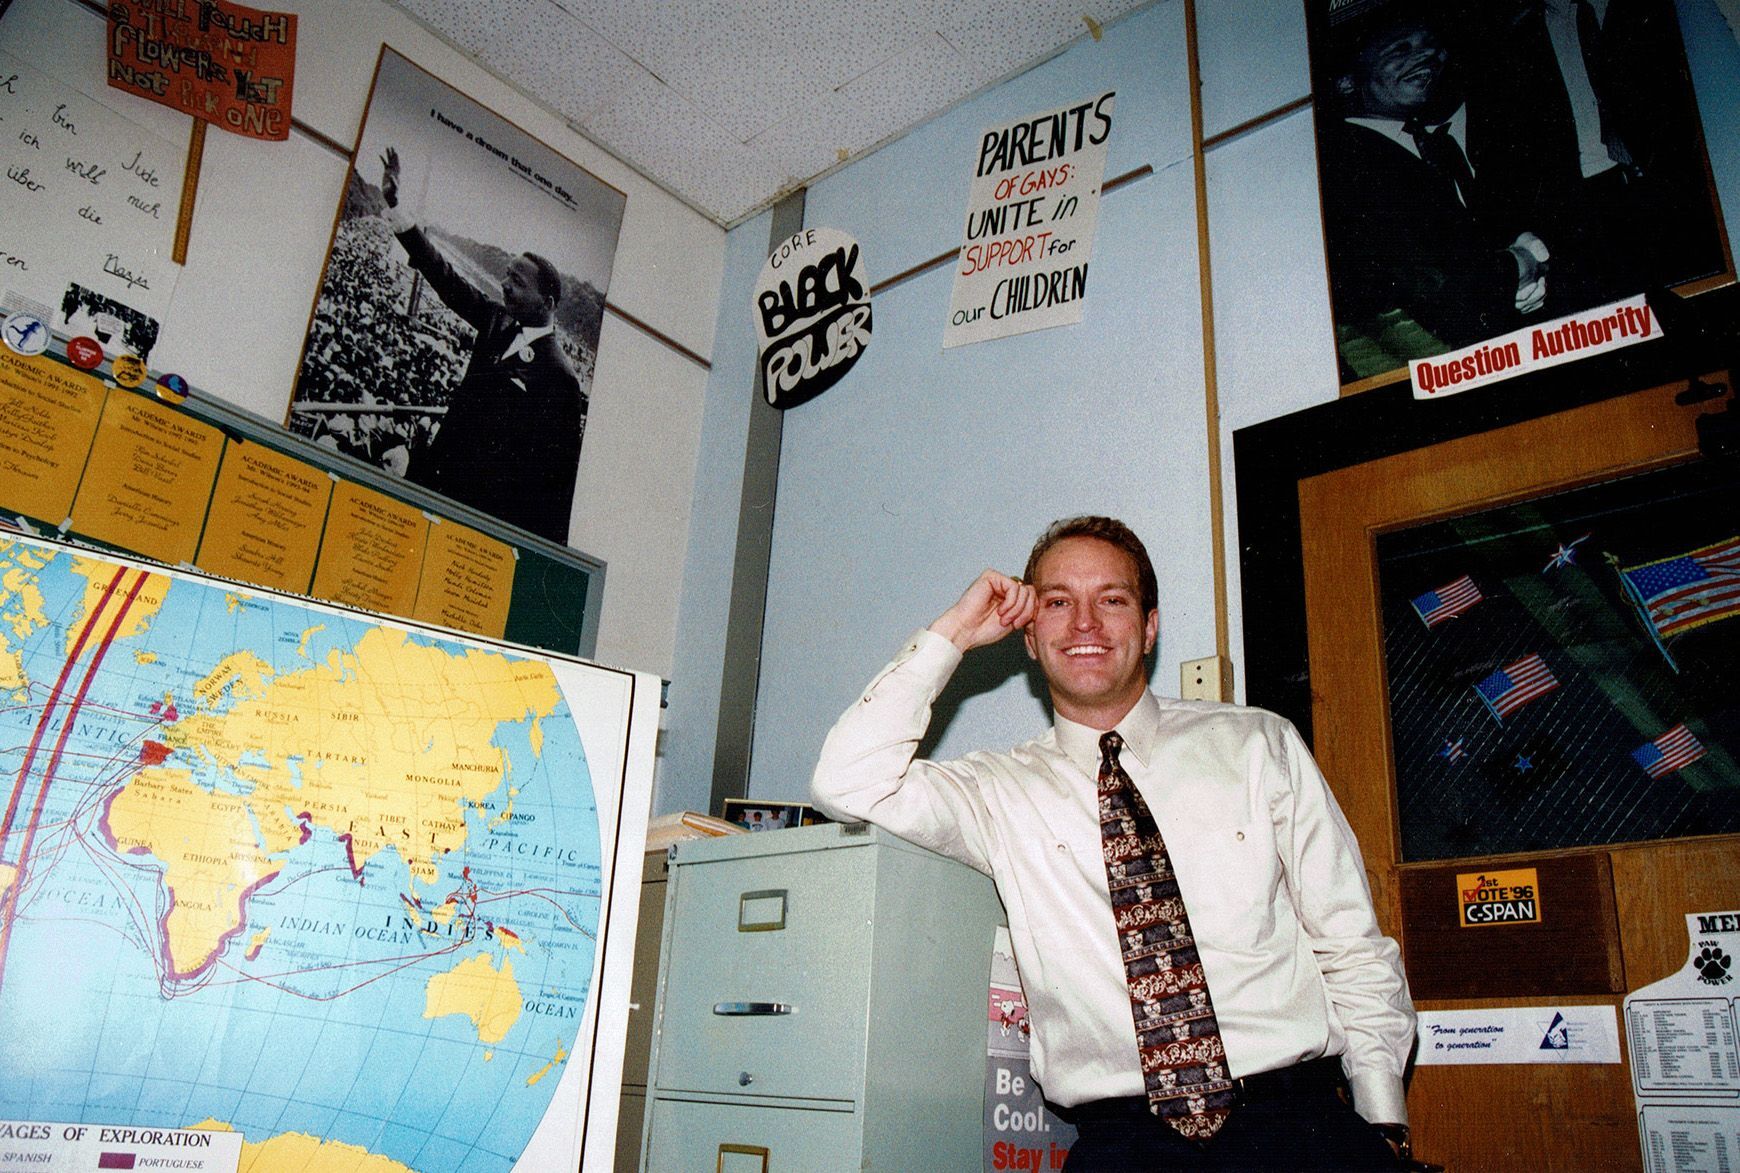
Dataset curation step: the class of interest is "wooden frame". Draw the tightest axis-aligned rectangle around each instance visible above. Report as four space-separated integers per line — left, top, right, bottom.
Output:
1234 285 1740 743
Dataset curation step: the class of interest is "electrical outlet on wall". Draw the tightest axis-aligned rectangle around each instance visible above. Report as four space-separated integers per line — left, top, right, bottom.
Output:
1180 655 1228 701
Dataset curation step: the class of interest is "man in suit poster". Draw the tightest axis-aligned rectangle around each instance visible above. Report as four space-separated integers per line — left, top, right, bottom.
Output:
379 146 580 543
1311 0 1729 385
291 48 625 546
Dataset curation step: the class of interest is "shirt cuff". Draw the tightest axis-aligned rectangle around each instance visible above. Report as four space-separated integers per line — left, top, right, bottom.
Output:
1345 1069 1408 1126
897 626 967 682
858 628 963 703
384 205 417 234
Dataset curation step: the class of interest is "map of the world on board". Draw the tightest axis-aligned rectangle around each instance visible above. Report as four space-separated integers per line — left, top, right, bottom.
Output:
0 535 607 1171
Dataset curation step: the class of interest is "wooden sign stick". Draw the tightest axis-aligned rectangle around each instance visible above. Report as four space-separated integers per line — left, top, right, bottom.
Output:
172 118 205 265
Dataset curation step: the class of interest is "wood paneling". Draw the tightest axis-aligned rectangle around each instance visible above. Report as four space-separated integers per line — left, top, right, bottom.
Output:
1398 854 1623 1000
1611 839 1740 990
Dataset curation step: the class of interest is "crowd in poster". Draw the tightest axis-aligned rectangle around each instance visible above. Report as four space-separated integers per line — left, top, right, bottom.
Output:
1308 0 1728 386
0 48 182 339
753 227 871 409
1627 912 1740 1172
289 48 625 545
946 92 1113 349
106 0 298 141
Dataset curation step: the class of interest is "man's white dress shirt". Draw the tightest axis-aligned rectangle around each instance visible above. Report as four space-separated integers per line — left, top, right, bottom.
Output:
811 630 1416 1124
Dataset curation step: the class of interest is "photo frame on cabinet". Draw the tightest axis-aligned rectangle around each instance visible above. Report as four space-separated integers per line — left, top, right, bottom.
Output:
719 799 831 833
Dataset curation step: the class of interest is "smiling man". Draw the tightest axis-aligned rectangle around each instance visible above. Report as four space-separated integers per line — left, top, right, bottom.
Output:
812 517 1419 1170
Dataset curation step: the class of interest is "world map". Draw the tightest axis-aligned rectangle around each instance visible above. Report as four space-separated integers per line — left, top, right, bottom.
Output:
0 536 604 1171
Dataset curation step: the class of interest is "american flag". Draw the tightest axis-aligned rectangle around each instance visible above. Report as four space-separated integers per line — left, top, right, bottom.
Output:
1411 574 1484 628
1474 654 1560 721
1620 536 1740 640
1631 724 1708 779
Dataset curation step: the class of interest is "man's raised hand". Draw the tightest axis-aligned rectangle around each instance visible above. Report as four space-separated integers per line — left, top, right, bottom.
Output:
380 147 401 209
929 570 1037 653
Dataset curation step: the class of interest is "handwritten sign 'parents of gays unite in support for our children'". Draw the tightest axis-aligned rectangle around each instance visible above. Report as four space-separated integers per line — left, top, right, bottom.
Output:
946 92 1113 349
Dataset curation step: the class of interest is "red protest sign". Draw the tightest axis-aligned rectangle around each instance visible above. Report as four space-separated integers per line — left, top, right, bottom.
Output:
106 0 297 141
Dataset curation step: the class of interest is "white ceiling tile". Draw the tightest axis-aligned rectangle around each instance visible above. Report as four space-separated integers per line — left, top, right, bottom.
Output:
830 32 989 151
581 72 735 182
744 95 854 190
397 0 643 124
742 33 990 216
553 0 944 140
390 0 1155 225
395 0 499 58
937 0 1128 79
545 0 717 73
582 72 789 222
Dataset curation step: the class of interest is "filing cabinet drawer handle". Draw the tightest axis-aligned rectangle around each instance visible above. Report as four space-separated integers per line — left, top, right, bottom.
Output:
738 889 786 932
712 1001 795 1016
718 1143 769 1172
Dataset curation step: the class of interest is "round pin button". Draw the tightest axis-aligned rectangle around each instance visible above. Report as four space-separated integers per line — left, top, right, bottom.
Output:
111 353 147 388
66 336 104 370
155 372 189 403
2 312 50 356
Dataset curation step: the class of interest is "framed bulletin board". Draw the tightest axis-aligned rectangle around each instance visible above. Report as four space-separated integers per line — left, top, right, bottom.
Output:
1233 284 1740 1172
0 339 604 658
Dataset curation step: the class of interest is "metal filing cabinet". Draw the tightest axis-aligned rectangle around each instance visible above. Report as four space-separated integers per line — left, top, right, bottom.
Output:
638 822 1005 1172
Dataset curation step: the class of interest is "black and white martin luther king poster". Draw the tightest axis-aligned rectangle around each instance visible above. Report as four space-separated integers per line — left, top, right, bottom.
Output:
945 92 1113 349
288 47 625 544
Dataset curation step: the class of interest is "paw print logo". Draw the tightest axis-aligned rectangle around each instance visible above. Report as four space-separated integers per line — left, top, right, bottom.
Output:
1696 946 1734 985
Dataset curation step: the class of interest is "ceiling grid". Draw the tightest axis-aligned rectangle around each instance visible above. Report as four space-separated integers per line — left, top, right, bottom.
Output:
394 0 1152 226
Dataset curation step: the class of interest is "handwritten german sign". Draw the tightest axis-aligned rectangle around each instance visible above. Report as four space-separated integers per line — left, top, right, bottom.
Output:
0 48 183 328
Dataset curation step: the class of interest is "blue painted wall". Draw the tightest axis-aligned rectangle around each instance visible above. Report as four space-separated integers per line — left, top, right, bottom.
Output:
656 0 1740 814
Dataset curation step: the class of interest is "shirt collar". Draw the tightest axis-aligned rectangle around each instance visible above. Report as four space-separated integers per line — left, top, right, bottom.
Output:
502 322 554 357
1345 105 1468 160
1053 689 1164 774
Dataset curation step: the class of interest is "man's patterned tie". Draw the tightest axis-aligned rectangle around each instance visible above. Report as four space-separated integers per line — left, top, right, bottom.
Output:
1098 730 1233 1139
